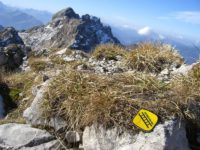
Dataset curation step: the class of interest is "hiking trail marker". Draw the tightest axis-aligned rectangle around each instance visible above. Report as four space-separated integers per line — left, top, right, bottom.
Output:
133 109 158 132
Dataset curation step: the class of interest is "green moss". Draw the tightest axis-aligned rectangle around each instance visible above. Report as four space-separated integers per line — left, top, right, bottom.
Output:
9 88 21 103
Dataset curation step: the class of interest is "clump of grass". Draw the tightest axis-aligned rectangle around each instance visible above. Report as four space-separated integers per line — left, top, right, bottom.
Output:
170 68 200 125
92 44 126 61
126 42 184 73
42 69 179 132
28 57 49 72
190 62 200 80
50 55 66 65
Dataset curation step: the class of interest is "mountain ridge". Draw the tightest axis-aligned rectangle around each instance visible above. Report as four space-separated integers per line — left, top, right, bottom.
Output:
19 7 120 52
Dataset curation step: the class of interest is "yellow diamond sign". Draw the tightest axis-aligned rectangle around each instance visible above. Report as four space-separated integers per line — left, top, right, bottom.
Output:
133 109 158 132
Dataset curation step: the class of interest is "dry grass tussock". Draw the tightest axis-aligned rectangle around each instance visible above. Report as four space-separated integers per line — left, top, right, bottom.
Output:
28 56 50 72
170 63 200 125
126 42 184 73
42 69 196 132
92 43 126 60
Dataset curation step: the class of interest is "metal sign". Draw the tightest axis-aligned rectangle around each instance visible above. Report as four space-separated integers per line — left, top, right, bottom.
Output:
133 109 158 132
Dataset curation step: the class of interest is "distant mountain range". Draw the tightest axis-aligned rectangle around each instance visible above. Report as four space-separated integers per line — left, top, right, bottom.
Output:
0 1 52 30
21 8 52 24
111 25 200 64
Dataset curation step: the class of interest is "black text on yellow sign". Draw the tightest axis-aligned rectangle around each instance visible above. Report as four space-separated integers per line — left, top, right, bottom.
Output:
133 109 158 132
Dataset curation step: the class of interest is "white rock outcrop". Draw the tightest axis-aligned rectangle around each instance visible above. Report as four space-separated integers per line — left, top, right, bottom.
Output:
83 120 191 150
23 81 50 126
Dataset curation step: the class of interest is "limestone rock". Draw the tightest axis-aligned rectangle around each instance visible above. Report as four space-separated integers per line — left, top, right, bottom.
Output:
23 80 66 132
0 123 62 150
83 120 191 150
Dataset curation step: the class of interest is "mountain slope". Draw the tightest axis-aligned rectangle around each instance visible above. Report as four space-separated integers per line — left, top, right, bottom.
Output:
19 8 120 52
0 1 43 30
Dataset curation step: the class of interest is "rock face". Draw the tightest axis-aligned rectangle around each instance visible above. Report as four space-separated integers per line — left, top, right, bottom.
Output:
0 27 24 47
19 7 120 52
0 27 30 71
83 120 191 150
0 123 62 150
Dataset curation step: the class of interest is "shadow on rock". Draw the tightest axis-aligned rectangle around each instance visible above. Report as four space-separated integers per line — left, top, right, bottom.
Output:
0 82 17 118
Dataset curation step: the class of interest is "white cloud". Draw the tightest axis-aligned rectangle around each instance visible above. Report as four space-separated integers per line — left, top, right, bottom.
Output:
138 26 152 35
158 11 200 24
174 11 200 24
158 34 165 39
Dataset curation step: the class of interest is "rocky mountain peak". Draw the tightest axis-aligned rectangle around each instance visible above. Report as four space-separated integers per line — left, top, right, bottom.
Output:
52 7 80 20
19 7 120 52
81 14 100 23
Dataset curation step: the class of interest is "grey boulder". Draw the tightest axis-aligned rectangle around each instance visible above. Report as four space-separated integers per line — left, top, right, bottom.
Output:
0 123 62 150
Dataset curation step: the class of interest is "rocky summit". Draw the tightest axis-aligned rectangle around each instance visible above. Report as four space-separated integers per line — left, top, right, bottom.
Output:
19 8 120 52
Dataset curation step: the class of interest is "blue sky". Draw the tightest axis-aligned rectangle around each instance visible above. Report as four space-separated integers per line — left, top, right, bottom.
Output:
1 0 200 40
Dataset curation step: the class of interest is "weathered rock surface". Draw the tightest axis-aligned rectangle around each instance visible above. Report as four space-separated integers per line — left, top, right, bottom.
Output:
19 8 120 52
0 123 62 150
171 63 198 76
83 120 191 150
23 81 50 126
